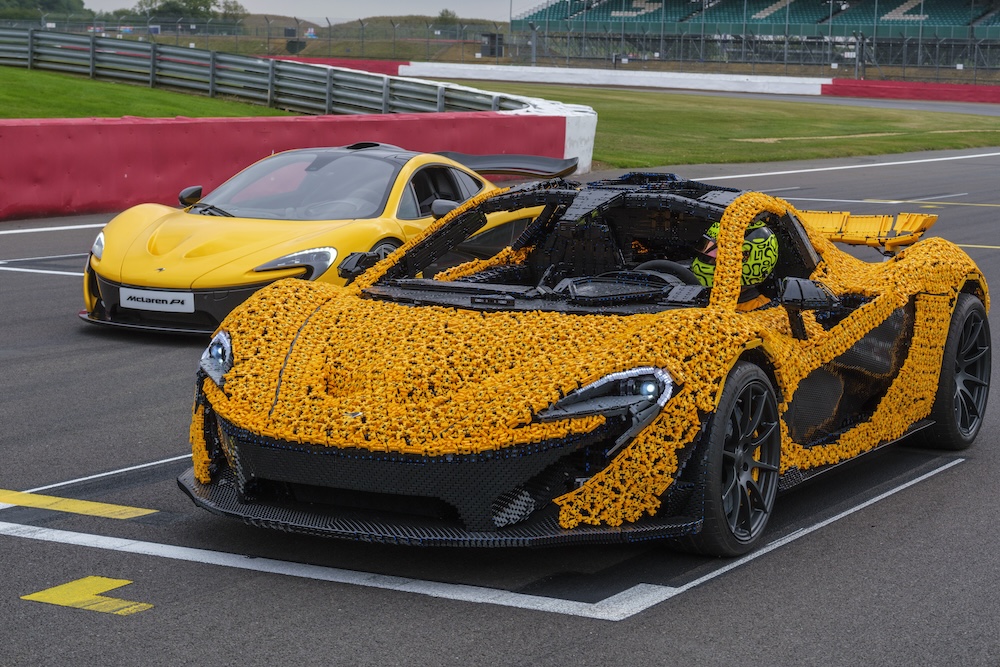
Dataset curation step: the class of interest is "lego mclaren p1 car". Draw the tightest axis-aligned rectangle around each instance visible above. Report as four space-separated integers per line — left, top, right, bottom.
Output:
179 173 990 555
80 142 575 334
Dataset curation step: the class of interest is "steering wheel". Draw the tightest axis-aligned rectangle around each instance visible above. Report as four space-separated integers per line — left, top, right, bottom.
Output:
634 260 702 286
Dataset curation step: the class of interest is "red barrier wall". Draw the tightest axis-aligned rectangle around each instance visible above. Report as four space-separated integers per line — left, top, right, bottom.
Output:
822 78 1000 103
268 57 408 76
0 112 565 220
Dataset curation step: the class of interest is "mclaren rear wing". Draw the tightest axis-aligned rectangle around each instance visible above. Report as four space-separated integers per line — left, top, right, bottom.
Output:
435 152 579 178
797 210 938 256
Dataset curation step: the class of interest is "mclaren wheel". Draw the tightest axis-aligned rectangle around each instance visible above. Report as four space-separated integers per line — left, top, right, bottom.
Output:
913 293 991 451
369 238 402 260
680 361 781 557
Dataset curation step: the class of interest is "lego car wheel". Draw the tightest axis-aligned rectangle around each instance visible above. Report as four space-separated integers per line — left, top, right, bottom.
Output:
913 293 991 451
682 361 781 557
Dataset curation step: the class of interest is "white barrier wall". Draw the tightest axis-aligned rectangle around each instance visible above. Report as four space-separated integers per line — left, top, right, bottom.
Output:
402 76 598 173
400 63 833 97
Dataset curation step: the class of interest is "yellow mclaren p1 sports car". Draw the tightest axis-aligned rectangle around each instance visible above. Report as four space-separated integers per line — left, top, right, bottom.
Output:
179 174 990 555
80 142 575 334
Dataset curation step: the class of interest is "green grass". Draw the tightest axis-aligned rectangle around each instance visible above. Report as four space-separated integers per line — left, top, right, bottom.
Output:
454 80 1000 169
4 65 998 169
0 66 291 119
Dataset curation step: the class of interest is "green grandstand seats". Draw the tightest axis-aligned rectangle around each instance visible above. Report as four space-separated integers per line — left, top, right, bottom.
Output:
516 0 989 27
831 0 988 27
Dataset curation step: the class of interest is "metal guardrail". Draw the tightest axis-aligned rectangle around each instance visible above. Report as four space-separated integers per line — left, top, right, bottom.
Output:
0 28 529 115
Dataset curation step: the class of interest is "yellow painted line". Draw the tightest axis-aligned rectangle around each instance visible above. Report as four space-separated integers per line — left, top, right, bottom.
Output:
21 576 153 615
0 489 157 519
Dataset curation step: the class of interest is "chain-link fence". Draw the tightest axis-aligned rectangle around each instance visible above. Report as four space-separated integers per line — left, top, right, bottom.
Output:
5 14 999 84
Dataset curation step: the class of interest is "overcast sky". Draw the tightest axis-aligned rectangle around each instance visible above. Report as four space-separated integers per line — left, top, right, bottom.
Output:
84 0 533 22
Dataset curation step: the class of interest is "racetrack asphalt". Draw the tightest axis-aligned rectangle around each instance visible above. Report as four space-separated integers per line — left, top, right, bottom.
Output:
1 145 999 666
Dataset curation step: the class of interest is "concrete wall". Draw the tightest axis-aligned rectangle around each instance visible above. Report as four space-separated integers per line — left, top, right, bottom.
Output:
401 62 833 96
1 62 598 220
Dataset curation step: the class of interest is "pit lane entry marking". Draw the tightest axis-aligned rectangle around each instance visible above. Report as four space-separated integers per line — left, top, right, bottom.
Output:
0 458 964 622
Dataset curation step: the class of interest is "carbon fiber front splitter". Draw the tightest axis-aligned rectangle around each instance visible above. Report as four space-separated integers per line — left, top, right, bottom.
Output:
177 468 702 548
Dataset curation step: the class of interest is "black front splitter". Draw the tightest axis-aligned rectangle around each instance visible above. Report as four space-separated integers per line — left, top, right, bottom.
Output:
177 467 702 548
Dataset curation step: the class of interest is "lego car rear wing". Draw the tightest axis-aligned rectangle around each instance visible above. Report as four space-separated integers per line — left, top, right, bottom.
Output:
797 210 938 256
435 152 579 178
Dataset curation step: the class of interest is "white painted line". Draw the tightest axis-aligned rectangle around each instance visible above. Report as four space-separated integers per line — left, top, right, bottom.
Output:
704 151 1000 181
786 197 885 205
0 223 106 235
656 458 966 603
0 457 963 620
0 454 193 512
0 253 89 263
0 266 84 276
906 192 968 202
786 195 978 206
0 520 678 621
25 454 193 494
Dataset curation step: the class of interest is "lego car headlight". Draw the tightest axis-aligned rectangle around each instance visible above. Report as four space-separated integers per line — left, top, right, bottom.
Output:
200 330 233 387
537 367 673 454
90 231 105 260
254 247 337 280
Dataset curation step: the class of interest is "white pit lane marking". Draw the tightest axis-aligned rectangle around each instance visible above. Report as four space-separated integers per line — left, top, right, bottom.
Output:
0 223 105 235
0 253 89 277
702 151 1000 181
0 267 84 276
0 454 193 513
0 457 964 621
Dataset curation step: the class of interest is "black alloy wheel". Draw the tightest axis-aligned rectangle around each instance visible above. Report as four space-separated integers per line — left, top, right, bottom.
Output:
678 361 781 557
914 293 991 450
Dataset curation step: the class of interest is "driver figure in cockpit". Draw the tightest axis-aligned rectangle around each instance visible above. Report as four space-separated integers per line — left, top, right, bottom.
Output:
690 217 779 310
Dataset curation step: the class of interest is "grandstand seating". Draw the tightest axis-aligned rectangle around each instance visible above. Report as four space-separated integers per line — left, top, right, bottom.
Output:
517 0 994 28
831 0 990 26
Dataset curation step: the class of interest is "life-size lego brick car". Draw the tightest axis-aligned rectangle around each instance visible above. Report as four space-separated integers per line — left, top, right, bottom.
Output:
179 173 990 556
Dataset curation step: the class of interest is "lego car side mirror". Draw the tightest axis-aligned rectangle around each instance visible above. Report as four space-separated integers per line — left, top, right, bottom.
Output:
431 199 460 219
179 185 203 207
780 277 840 340
338 251 381 283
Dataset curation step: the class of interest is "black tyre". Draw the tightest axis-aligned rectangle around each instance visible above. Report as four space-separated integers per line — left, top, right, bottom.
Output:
912 293 991 451
681 361 781 557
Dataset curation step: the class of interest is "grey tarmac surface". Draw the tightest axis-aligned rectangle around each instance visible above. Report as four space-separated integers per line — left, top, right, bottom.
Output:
1 147 999 666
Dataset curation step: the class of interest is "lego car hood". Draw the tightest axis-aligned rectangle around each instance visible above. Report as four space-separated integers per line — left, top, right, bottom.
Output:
201 278 758 457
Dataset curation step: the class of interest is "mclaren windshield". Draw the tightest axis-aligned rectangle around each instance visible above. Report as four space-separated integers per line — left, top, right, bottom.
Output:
196 150 398 221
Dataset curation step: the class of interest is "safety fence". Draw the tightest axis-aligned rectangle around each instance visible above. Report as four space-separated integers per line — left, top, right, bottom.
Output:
0 28 529 115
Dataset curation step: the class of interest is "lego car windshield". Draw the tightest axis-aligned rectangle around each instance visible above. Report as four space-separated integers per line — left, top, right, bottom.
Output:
356 174 821 316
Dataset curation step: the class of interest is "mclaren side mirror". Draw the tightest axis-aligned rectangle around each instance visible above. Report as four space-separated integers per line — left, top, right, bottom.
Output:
431 199 460 219
179 185 203 207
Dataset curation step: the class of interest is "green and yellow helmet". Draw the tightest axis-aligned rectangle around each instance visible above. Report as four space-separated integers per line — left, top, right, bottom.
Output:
690 218 778 288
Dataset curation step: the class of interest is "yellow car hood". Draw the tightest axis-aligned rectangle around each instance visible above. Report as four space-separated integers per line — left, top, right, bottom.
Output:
99 205 359 288
205 280 750 457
